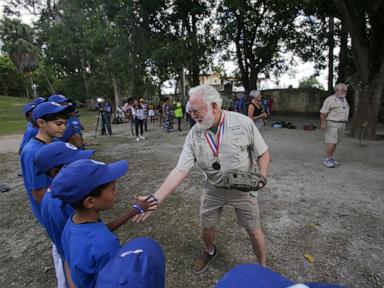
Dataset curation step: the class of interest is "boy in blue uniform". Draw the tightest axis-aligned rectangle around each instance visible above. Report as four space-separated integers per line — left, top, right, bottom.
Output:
58 117 84 149
34 142 95 287
51 159 158 288
20 101 74 224
19 97 46 156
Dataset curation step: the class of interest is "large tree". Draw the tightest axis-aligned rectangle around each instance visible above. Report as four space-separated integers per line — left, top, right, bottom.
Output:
217 0 300 95
333 0 384 139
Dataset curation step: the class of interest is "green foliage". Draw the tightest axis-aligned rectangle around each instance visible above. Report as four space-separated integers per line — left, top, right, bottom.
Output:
0 55 26 97
298 75 324 89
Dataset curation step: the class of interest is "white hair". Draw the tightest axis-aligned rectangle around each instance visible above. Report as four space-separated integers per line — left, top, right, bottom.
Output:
249 89 261 98
334 83 347 91
188 84 223 108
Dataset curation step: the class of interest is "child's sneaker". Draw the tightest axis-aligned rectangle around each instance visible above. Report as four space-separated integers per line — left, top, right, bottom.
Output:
136 137 140 142
139 135 145 140
323 159 335 168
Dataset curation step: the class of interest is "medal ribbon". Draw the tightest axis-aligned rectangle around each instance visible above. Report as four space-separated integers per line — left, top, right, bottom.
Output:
205 113 225 157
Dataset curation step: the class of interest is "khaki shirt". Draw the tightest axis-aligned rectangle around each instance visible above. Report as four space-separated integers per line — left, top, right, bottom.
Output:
176 111 268 187
320 95 350 122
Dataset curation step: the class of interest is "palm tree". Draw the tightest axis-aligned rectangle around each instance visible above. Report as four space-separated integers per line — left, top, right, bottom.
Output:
0 17 39 98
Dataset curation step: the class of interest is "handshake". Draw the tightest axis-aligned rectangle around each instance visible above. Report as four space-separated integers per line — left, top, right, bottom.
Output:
131 194 159 223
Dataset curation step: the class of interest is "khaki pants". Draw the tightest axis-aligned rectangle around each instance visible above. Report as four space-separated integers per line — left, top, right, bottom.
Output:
200 184 261 230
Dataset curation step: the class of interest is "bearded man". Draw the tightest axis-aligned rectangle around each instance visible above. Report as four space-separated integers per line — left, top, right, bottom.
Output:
135 84 270 273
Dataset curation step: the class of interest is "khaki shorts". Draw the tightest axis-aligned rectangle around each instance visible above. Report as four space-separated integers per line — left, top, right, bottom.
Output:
325 121 345 144
200 184 261 230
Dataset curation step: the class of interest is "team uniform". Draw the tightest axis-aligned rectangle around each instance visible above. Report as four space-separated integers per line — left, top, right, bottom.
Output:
19 122 38 152
61 218 121 288
40 189 74 258
177 111 268 230
20 137 51 224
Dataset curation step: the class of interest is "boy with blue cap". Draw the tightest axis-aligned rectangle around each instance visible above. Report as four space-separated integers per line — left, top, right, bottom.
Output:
96 237 166 288
215 264 346 288
58 117 84 149
34 141 95 288
51 159 157 288
19 97 46 154
20 101 74 224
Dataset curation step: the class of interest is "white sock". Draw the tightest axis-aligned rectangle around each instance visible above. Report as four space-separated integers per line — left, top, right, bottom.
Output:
206 247 215 255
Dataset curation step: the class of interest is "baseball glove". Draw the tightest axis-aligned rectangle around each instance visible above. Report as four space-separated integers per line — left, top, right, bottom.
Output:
224 169 267 192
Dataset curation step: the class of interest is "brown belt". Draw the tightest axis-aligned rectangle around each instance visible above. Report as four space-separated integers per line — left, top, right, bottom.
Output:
327 120 347 123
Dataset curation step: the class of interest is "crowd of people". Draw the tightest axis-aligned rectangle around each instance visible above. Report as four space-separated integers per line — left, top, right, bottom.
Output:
16 84 348 287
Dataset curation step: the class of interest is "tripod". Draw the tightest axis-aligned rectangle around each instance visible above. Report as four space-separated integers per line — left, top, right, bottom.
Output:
94 110 102 138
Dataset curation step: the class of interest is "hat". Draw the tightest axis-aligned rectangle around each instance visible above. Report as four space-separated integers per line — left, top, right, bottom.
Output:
23 103 35 115
216 264 346 288
96 237 165 288
23 97 46 115
34 142 94 173
32 102 74 121
51 159 128 204
48 94 70 103
60 117 82 141
32 97 46 106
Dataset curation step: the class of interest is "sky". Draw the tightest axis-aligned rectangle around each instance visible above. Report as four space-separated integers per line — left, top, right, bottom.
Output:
1 2 329 94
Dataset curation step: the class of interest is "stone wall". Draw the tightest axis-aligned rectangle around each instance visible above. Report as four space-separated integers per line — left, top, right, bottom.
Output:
230 87 329 113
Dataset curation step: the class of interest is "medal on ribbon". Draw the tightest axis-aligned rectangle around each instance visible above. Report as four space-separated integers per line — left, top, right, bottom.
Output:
205 113 225 170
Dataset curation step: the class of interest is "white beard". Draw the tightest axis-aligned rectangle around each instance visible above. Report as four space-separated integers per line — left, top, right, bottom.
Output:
195 109 215 131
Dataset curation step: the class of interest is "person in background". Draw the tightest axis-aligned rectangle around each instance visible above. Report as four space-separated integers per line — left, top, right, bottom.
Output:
101 100 113 136
140 98 149 132
132 99 146 142
247 90 268 133
320 83 350 168
174 99 184 131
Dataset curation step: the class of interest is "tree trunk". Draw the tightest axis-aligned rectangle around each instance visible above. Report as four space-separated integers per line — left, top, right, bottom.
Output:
327 17 335 92
111 73 121 110
350 72 384 139
337 21 348 83
43 71 55 94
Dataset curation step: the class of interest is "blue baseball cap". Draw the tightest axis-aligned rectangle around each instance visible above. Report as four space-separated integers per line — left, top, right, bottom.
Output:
23 103 35 115
96 237 165 288
34 142 94 173
32 97 46 106
51 159 128 204
216 264 346 288
60 117 83 141
48 94 70 103
23 97 46 115
32 101 74 121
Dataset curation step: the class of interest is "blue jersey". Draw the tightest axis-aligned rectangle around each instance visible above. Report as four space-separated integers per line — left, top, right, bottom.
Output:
19 122 38 152
62 218 121 288
40 190 74 258
20 137 52 224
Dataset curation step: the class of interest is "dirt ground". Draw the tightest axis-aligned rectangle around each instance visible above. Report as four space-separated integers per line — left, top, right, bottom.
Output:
0 115 383 288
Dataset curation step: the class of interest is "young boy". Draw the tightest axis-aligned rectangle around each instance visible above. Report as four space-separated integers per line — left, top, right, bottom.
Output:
96 237 166 288
19 97 46 155
34 141 95 287
20 101 74 224
58 117 84 149
50 159 157 288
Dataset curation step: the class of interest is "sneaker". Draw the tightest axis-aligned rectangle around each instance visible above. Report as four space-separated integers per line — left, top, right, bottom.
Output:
139 135 145 140
136 137 140 142
331 159 340 166
323 159 335 168
193 246 218 274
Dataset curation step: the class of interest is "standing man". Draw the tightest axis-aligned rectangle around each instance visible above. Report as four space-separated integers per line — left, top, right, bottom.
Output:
101 100 112 136
135 84 270 273
320 83 350 168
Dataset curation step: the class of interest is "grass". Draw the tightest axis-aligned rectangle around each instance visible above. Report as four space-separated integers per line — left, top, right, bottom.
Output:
0 95 97 136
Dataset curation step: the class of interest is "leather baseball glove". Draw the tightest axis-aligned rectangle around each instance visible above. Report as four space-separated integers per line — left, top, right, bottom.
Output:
224 169 267 192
